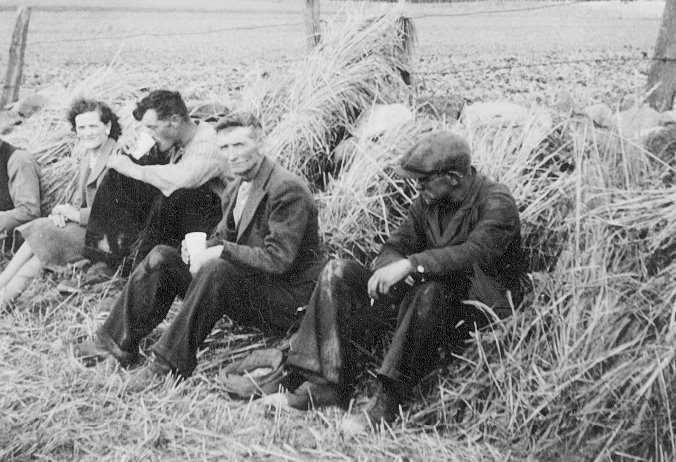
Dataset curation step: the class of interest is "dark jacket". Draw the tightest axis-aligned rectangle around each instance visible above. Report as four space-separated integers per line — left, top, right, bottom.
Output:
375 168 525 297
209 156 325 286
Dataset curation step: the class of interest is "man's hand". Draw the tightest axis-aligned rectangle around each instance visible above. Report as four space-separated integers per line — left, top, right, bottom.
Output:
106 153 134 176
367 258 414 299
189 245 223 275
118 135 137 156
49 204 80 228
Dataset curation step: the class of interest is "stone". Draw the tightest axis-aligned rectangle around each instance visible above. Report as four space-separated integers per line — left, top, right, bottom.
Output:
416 94 464 120
11 93 49 118
0 111 21 135
332 136 359 165
583 103 613 128
188 101 229 123
616 105 676 141
354 103 413 140
552 88 581 114
460 101 529 127
643 125 676 165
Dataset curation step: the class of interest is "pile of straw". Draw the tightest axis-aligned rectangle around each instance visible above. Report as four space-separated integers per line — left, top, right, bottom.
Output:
242 8 415 189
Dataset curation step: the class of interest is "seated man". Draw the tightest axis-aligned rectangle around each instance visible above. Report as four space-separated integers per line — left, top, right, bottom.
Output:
106 89 228 198
286 130 527 423
83 90 227 273
0 138 41 241
74 112 325 390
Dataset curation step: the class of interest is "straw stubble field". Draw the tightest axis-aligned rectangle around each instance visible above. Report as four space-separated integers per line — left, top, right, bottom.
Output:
1 1 674 461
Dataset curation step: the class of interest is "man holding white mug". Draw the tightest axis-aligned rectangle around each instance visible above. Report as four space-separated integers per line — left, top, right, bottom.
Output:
81 90 228 273
73 112 325 391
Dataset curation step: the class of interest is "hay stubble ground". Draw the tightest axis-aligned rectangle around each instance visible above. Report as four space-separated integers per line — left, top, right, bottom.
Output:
0 1 668 461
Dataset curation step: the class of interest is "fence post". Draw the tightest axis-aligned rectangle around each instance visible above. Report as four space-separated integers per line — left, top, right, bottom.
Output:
1 7 31 109
304 0 321 50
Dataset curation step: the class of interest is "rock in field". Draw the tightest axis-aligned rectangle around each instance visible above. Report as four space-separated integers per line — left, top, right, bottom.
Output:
416 94 464 120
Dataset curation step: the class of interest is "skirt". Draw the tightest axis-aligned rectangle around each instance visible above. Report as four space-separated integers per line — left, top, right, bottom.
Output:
17 217 86 268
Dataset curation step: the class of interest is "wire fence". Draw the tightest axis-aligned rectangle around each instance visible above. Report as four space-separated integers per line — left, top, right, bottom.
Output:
25 0 590 46
1 0 666 83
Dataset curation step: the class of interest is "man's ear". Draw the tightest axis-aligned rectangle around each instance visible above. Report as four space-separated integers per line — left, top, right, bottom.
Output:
169 114 182 126
448 172 462 186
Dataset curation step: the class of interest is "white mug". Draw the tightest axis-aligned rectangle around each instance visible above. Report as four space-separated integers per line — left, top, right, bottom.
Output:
185 232 207 270
130 131 155 160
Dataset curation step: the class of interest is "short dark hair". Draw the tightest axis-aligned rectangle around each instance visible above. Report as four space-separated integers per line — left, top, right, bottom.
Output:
215 111 262 133
133 90 189 122
67 98 122 141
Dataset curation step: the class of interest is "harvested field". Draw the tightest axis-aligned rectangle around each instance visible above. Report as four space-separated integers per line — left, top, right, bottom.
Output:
1 1 674 461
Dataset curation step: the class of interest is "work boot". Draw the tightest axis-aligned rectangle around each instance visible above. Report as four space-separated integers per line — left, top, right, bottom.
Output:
125 356 175 393
365 380 402 426
72 333 139 367
286 376 346 410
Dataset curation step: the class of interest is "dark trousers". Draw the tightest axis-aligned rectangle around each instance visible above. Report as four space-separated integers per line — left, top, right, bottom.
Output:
98 245 313 377
288 259 518 393
84 171 222 271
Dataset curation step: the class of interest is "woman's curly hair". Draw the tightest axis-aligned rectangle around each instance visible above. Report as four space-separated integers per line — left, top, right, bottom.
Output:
67 98 122 141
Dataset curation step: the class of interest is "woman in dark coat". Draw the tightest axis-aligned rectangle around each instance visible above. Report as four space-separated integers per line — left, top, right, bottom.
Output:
0 98 121 309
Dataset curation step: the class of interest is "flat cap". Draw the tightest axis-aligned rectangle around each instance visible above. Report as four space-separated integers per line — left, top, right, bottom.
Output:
395 130 471 179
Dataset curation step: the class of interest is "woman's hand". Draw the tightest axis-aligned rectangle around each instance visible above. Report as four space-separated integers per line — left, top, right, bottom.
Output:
50 204 80 228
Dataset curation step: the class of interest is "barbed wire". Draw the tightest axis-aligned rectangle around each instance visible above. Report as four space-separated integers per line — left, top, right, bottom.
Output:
30 21 305 45
27 0 595 46
410 0 586 19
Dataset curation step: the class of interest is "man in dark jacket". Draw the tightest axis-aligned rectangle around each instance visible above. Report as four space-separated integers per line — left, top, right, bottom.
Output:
285 130 526 424
74 112 325 388
0 139 41 238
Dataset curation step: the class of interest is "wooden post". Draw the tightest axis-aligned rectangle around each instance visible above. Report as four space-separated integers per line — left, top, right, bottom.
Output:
1 7 31 109
304 0 320 51
646 0 676 111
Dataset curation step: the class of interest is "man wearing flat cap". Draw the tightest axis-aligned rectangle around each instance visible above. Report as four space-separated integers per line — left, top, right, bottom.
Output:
284 130 526 425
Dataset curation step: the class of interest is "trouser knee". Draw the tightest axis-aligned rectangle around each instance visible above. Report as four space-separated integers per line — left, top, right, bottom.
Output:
320 259 369 288
408 282 449 321
143 244 181 271
193 258 234 284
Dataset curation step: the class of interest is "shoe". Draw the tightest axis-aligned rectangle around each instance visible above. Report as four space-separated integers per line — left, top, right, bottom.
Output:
126 357 174 393
72 334 139 367
286 379 345 410
219 348 287 399
57 279 82 295
365 381 401 426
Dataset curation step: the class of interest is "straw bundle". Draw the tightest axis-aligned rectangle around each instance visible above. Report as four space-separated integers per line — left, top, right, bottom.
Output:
242 8 415 189
318 120 425 262
464 116 578 272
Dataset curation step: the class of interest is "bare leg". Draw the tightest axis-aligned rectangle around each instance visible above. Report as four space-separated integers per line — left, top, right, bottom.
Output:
0 256 43 310
0 242 35 288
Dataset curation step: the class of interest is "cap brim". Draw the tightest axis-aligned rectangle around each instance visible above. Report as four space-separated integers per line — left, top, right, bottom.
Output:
394 165 427 179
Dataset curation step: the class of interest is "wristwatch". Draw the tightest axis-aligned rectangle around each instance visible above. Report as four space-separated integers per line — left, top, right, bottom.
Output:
414 264 425 282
